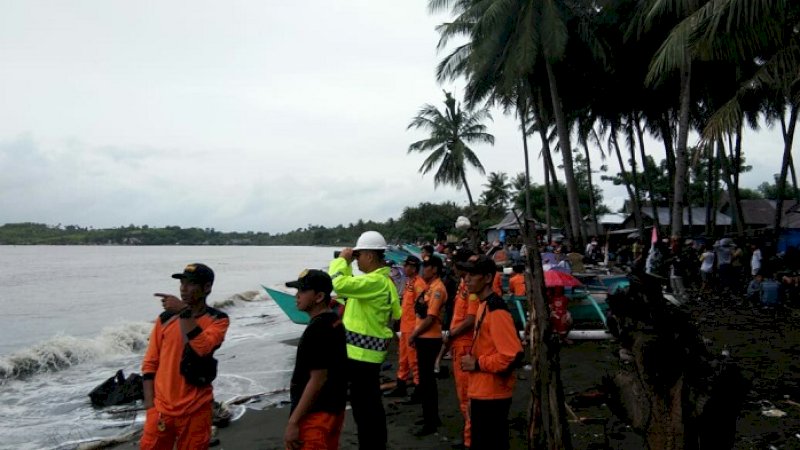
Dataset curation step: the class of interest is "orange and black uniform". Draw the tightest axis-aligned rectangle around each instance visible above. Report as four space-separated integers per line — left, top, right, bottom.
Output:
468 293 522 450
508 273 526 296
289 311 347 449
492 271 503 297
398 274 426 386
414 276 446 427
449 278 478 447
140 307 229 450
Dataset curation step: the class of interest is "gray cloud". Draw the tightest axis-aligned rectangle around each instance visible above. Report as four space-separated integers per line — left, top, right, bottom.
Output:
0 2 791 233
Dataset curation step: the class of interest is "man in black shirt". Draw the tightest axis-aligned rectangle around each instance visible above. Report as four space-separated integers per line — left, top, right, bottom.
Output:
284 269 347 450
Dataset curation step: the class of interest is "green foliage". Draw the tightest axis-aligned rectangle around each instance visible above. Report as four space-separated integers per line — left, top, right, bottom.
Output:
407 91 494 207
0 203 474 245
758 175 800 200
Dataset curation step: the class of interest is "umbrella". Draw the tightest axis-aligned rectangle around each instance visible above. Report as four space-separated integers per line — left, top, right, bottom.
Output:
544 269 583 287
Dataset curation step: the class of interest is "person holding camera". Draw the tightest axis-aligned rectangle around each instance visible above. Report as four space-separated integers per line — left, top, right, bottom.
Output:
140 263 230 450
329 231 401 450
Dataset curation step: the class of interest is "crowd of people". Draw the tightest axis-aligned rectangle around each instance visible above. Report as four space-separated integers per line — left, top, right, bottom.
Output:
136 229 799 449
138 231 525 450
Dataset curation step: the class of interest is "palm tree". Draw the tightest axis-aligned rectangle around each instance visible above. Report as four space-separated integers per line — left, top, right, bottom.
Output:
480 171 511 216
407 91 494 207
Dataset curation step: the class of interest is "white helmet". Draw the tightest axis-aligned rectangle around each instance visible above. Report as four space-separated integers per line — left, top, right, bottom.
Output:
353 231 387 251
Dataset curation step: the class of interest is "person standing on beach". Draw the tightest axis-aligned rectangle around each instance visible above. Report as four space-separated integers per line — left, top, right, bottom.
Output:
443 249 477 449
386 255 425 398
408 255 446 436
283 269 347 450
140 263 230 450
329 231 401 450
458 255 523 450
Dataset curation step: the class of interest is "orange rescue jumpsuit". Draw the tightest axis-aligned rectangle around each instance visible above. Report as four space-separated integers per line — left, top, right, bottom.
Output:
508 273 526 296
468 294 522 450
449 278 478 447
141 307 229 450
492 272 503 297
398 275 426 385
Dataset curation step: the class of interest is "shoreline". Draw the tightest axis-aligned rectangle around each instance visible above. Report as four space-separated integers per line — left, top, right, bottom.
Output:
105 338 612 450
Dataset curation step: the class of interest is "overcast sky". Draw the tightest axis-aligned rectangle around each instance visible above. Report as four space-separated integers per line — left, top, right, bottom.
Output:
0 1 793 233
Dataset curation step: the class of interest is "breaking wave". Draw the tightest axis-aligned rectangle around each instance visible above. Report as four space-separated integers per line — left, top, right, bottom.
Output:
0 322 151 382
0 290 256 383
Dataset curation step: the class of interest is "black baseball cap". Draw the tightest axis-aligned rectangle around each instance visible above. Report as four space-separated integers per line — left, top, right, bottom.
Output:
285 269 333 296
422 255 444 271
456 255 497 275
452 248 475 263
172 263 215 284
404 255 421 267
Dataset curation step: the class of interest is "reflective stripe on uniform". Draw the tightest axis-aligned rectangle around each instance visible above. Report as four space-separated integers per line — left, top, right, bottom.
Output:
346 330 391 352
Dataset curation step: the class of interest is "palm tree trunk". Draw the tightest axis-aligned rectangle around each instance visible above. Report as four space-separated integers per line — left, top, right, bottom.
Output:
581 139 600 237
613 130 645 241
461 169 476 208
545 154 553 243
519 98 532 219
634 114 661 230
626 118 644 227
774 104 799 243
536 116 572 243
789 153 799 201
520 216 572 450
706 145 714 237
659 114 676 223
672 59 692 238
545 60 585 249
719 138 745 235
781 114 800 202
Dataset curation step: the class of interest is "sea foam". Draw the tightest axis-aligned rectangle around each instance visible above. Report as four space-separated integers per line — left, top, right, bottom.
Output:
0 322 151 382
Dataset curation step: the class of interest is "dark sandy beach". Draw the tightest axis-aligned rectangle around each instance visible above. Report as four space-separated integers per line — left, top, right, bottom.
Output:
109 293 800 449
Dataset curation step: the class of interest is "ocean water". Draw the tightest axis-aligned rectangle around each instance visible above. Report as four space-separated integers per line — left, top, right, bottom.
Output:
0 245 335 450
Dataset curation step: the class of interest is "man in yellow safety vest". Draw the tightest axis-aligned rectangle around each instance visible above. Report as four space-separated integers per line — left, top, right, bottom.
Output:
329 230 401 450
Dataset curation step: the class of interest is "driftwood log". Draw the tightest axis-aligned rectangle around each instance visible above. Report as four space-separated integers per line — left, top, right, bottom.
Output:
604 272 746 450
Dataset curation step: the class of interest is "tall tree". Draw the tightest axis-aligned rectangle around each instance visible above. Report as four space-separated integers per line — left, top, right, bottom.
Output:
407 91 495 207
480 171 511 217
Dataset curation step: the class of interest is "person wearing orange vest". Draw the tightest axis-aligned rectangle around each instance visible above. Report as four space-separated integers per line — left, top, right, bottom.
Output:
443 249 478 449
458 255 523 450
408 255 447 436
492 265 504 297
508 264 526 296
386 255 425 398
140 263 230 450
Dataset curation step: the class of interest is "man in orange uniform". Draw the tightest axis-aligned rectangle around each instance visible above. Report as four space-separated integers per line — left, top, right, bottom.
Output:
141 263 230 450
508 264 526 296
386 255 425 398
443 249 478 449
408 255 447 436
458 255 523 450
492 265 504 297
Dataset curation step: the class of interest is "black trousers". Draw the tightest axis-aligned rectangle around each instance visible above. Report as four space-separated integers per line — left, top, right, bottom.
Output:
347 358 386 450
415 337 442 426
470 397 512 450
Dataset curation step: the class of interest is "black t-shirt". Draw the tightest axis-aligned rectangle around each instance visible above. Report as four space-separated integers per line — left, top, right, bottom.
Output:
289 311 347 414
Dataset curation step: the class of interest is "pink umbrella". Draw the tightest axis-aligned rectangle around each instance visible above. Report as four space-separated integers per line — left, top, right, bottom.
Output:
544 269 583 287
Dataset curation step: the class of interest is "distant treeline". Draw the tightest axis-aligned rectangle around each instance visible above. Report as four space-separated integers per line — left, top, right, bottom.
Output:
0 202 494 246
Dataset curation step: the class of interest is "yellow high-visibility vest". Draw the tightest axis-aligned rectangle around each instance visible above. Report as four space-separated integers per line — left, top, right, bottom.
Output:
329 257 401 363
